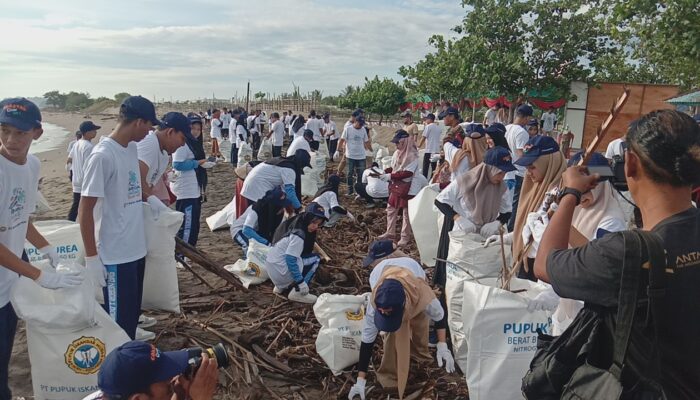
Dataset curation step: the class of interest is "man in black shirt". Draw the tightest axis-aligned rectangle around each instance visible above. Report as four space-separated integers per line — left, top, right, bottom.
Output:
534 110 700 399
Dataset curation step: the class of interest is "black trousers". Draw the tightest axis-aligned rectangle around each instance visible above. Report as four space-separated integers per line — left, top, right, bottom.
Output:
272 145 282 157
230 145 238 167
422 152 437 178
176 197 202 247
67 192 81 222
327 138 338 156
252 133 261 153
507 175 524 232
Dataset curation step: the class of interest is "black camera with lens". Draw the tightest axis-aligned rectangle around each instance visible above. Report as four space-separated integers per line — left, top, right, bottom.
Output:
184 343 229 376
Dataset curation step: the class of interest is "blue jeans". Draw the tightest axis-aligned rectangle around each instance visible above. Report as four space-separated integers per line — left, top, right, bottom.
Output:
346 158 366 195
0 303 17 400
103 258 146 339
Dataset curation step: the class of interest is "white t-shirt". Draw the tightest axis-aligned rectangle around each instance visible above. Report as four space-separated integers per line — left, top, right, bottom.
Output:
170 145 200 200
136 132 170 188
286 136 311 157
81 138 146 265
265 232 305 288
443 142 470 181
270 120 285 147
247 115 257 133
284 115 292 128
241 163 296 202
312 191 340 219
341 125 369 160
361 168 389 198
306 118 323 141
0 154 39 307
67 139 78 155
436 179 511 230
542 112 557 132
235 125 248 148
324 121 337 140
485 109 497 125
229 118 237 134
362 257 443 342
422 123 442 153
505 124 529 178
220 113 232 130
70 139 95 193
210 118 222 139
605 138 625 159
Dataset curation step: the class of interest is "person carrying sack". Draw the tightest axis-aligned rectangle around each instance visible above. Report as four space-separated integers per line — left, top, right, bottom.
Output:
525 110 700 399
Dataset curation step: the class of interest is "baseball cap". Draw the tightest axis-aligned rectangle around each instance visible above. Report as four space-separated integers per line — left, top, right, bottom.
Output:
98 341 189 398
0 97 42 131
187 112 203 125
121 96 160 125
514 135 560 166
484 146 516 172
464 123 485 138
567 151 609 167
391 129 409 144
424 113 436 121
79 121 101 134
374 279 406 332
160 112 194 140
303 129 314 140
356 116 366 126
305 202 328 221
526 119 539 127
445 107 460 118
352 108 365 117
362 240 395 267
400 110 412 117
485 122 506 136
294 149 312 169
516 104 534 117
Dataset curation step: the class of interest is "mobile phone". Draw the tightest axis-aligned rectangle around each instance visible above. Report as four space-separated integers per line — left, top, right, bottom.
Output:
586 165 614 182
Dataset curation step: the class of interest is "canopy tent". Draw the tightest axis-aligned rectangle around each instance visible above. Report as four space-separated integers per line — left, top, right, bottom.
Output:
665 90 700 106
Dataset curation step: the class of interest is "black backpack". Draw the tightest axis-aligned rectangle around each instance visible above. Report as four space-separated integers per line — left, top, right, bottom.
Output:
522 230 667 400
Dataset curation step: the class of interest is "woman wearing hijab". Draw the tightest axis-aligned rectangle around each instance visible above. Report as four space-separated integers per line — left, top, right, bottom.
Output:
377 130 420 247
312 174 352 228
232 113 249 166
240 148 311 209
232 186 290 258
484 123 510 151
265 202 328 304
290 115 306 138
483 135 566 282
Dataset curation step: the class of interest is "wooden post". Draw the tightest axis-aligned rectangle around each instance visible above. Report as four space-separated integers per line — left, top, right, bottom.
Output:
246 81 250 112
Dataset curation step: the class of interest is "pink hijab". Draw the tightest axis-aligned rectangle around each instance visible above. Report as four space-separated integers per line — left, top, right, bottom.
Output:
392 135 419 171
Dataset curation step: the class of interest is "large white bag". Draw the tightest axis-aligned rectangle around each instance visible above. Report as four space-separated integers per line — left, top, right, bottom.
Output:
224 240 270 288
11 264 130 400
24 220 85 265
219 138 232 162
257 138 273 161
317 138 330 158
407 185 441 266
237 142 254 167
462 280 553 400
313 294 365 375
142 204 183 313
448 231 507 280
206 198 237 231
301 151 323 197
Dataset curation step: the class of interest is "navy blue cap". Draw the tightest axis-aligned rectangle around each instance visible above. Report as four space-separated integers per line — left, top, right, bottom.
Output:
160 112 194 140
352 108 365 117
391 129 409 144
445 107 460 118
516 104 533 117
305 202 327 221
98 341 189 398
303 129 314 140
363 240 395 267
514 135 560 166
464 123 485 138
693 114 700 123
485 122 506 136
526 119 539 127
294 148 312 169
374 279 406 332
568 151 609 167
0 98 42 131
484 146 516 172
356 116 366 126
79 120 101 134
187 112 202 125
121 95 160 125
424 113 436 121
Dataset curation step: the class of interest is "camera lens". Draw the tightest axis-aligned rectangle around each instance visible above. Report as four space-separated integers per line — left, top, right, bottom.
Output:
184 343 229 374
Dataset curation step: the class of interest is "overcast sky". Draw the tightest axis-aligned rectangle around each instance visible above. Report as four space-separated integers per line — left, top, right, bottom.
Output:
0 0 464 101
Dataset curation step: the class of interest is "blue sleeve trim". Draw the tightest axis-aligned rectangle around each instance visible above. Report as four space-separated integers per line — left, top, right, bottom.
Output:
284 184 302 209
242 226 268 245
173 159 199 171
285 254 303 282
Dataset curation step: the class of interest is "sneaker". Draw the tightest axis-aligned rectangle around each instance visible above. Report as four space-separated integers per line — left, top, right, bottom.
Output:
138 315 157 329
288 290 318 304
364 202 376 209
136 327 156 341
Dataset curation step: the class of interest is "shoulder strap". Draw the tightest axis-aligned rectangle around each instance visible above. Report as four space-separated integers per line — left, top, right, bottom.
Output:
610 230 644 378
637 230 667 379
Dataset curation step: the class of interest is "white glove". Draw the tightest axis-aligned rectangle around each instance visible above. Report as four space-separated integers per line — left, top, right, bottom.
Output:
454 216 477 233
379 173 391 182
346 211 355 222
35 269 84 289
480 220 503 238
361 292 372 308
146 195 169 220
348 377 366 400
436 342 455 373
201 161 216 169
527 286 560 312
85 255 107 287
430 153 441 163
296 281 309 295
522 212 548 257
483 232 513 247
38 245 60 268
332 151 341 162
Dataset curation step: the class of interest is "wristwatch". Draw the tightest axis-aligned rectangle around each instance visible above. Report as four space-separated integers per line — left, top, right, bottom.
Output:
557 187 582 205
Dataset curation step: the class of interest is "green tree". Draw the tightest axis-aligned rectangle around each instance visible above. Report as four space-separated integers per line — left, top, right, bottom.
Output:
43 90 66 109
113 92 131 104
254 91 266 100
354 76 407 125
63 92 94 111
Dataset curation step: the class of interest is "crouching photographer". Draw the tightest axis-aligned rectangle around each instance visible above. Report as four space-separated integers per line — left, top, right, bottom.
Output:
83 341 227 400
524 109 700 399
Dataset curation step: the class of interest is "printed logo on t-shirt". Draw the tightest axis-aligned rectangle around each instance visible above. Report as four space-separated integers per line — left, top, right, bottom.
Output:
127 170 141 198
9 187 26 221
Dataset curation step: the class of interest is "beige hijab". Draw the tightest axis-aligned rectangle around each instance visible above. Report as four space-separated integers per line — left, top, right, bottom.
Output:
512 152 566 266
458 163 506 225
372 266 435 399
571 181 626 240
392 135 419 171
